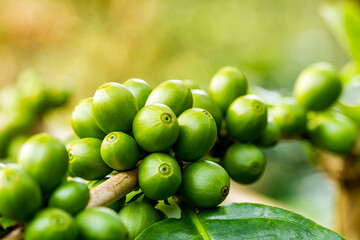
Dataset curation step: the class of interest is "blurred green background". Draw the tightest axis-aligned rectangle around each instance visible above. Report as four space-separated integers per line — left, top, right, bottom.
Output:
0 0 348 228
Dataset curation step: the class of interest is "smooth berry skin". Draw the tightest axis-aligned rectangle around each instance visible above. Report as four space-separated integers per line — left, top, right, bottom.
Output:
145 80 193 117
92 82 138 134
48 180 90 215
271 101 307 137
71 97 106 140
182 79 200 90
68 138 112 181
308 112 357 154
191 89 223 131
25 208 78 240
226 95 267 142
0 164 42 221
133 104 179 152
118 201 161 240
209 66 248 113
76 207 128 240
123 78 152 110
173 108 217 162
222 143 266 184
294 62 341 111
180 160 230 208
138 153 182 200
101 131 139 171
18 133 68 193
253 119 281 147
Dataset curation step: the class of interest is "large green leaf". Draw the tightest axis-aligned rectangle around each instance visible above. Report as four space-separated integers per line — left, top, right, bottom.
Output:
321 0 360 61
137 203 344 240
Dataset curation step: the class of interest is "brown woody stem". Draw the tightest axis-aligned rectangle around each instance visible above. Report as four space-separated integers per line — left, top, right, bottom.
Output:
86 168 139 208
318 149 360 240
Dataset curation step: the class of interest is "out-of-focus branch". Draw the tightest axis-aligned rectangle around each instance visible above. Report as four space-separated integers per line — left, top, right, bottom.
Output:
317 149 360 240
2 227 23 240
280 131 360 239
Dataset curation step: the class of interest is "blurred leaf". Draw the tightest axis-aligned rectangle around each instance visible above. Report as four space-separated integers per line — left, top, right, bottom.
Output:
0 217 17 229
321 0 360 61
137 203 344 240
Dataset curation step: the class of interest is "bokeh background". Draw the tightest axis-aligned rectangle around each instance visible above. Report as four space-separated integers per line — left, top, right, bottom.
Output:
0 0 351 228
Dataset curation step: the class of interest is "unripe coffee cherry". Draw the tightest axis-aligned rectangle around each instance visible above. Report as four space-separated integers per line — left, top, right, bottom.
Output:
180 160 230 208
226 95 267 142
182 79 200 90
133 104 179 152
145 80 193 116
222 143 266 184
68 138 112 180
271 101 307 136
308 112 358 154
71 97 106 140
118 202 161 240
76 207 128 240
209 66 248 113
25 208 78 240
191 89 223 131
173 108 217 162
0 164 42 221
18 133 68 192
101 132 139 171
92 82 138 133
123 78 152 109
138 153 182 200
48 180 90 215
294 62 341 111
253 119 281 147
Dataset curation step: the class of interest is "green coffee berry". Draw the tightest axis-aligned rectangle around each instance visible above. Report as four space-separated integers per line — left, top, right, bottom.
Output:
18 133 68 192
253 119 281 147
173 108 217 162
71 97 106 140
25 208 78 240
92 82 138 133
271 101 307 136
145 80 193 116
123 78 152 109
118 201 161 240
226 95 267 142
101 131 139 171
182 80 200 90
138 153 182 200
191 89 223 131
294 62 342 111
222 143 266 184
0 164 42 221
68 138 112 180
180 160 230 208
48 180 90 215
308 112 358 154
133 104 179 152
76 207 128 240
209 66 248 113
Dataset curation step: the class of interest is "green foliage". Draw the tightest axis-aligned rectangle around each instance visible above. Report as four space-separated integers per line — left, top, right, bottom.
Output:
322 0 360 61
138 203 344 240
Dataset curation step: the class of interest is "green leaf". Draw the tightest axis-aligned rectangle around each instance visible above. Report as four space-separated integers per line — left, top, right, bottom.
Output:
0 217 17 229
321 0 360 61
137 203 344 240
